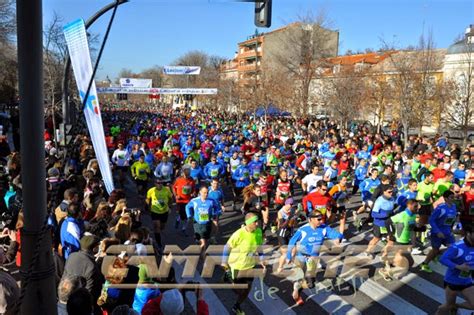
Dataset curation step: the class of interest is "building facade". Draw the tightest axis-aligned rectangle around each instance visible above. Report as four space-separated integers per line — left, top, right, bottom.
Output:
220 23 339 88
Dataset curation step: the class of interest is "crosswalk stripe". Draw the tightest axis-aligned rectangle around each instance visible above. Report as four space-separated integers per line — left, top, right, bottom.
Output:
248 278 297 314
357 278 428 314
304 285 362 315
399 273 471 315
173 262 230 315
411 254 448 276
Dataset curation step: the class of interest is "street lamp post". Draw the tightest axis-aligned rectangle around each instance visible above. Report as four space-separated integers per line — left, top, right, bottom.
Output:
62 0 129 125
16 0 57 313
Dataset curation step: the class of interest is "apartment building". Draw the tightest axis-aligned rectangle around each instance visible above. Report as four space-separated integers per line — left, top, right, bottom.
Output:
220 23 339 86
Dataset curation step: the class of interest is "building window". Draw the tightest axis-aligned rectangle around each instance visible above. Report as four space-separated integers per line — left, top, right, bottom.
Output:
426 76 436 97
333 64 340 74
355 63 364 72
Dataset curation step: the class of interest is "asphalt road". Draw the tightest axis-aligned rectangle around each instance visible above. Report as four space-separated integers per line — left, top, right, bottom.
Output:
121 173 469 315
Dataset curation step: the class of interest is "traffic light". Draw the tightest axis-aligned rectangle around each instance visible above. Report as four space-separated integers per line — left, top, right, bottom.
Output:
255 0 272 28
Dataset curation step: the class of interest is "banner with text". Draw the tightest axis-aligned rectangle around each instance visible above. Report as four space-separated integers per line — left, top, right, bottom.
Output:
163 66 201 75
119 78 152 88
97 87 218 95
64 18 114 194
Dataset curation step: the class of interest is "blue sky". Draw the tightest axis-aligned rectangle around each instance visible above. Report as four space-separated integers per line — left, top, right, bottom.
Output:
43 0 473 81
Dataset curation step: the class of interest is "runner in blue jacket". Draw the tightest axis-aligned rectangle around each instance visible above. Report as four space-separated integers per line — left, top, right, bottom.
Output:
437 222 474 314
286 210 343 305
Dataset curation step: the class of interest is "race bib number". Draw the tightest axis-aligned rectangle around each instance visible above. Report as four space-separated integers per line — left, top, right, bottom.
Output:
380 226 388 234
315 206 327 214
444 217 455 225
182 185 192 195
211 169 219 177
153 199 165 207
253 171 260 179
243 171 249 178
232 165 238 171
139 169 146 175
369 187 375 194
199 211 209 222
460 270 471 278
270 167 278 175
224 157 230 162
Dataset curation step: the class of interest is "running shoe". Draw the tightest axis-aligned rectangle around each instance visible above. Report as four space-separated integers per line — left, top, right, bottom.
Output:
420 263 433 273
411 247 423 255
232 304 245 315
294 296 304 306
378 268 393 281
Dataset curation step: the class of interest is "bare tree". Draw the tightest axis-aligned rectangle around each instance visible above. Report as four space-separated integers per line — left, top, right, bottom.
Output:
325 69 364 129
44 13 68 107
0 0 16 104
0 43 16 104
267 11 338 114
171 50 210 88
365 72 393 132
139 66 165 87
116 68 138 84
434 79 456 133
0 0 15 45
166 50 225 107
380 31 442 144
410 30 442 136
257 66 296 116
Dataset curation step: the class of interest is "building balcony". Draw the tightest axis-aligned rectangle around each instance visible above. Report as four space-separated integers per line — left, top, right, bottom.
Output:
220 65 238 72
238 64 259 72
238 50 263 59
239 37 263 47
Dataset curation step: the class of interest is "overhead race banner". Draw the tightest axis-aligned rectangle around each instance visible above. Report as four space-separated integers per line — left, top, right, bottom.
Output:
97 87 218 95
119 78 152 88
163 66 201 75
63 18 115 194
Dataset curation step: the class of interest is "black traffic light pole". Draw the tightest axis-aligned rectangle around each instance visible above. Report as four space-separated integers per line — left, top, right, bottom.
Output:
16 0 57 313
254 0 272 28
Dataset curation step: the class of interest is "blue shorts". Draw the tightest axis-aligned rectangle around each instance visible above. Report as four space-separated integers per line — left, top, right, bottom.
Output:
431 233 455 249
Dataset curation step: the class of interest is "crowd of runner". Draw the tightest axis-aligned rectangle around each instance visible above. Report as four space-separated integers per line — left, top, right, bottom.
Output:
0 107 473 315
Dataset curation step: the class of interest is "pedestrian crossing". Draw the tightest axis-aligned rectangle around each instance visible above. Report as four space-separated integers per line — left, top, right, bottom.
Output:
138 182 471 315
160 204 470 315
168 234 471 315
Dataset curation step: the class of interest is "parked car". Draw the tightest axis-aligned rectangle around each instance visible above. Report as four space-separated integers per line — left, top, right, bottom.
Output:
441 126 474 141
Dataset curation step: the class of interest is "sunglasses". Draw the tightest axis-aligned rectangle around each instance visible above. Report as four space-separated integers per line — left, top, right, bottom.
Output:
312 216 324 220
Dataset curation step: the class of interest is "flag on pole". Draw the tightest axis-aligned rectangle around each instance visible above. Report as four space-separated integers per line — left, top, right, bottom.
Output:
63 19 115 194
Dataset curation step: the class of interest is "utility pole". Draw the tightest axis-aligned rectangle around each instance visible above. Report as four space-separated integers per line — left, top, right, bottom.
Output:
16 0 57 313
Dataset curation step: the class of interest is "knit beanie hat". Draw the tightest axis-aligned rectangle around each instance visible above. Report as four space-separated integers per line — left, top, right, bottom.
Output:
160 289 184 315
